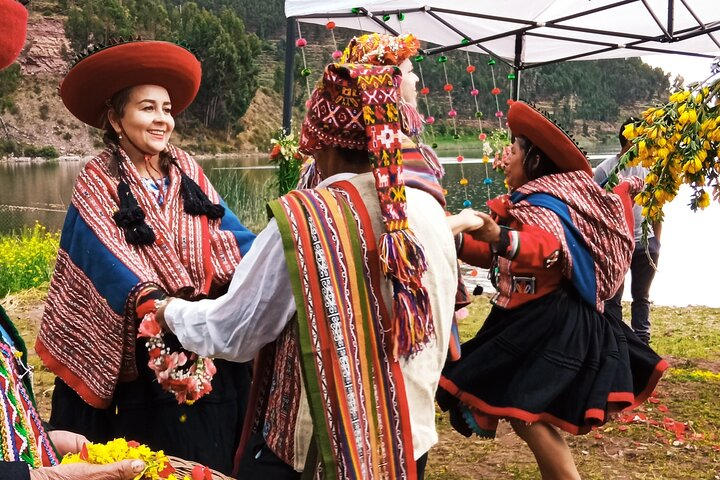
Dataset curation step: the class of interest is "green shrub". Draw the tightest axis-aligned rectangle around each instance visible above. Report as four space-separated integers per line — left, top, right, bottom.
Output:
0 224 60 296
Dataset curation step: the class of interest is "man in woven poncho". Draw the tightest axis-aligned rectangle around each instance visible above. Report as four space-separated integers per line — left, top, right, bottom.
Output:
158 60 458 479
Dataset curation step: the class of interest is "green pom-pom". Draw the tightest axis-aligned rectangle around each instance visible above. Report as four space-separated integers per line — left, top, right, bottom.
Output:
351 7 360 13
507 73 516 80
431 142 438 148
475 111 483 119
487 59 496 66
398 12 405 21
453 134 461 140
382 14 391 21
414 54 425 62
438 55 448 63
300 68 312 77
461 38 470 45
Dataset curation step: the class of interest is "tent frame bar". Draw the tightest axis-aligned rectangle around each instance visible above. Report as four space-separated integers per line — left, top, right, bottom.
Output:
282 1 720 133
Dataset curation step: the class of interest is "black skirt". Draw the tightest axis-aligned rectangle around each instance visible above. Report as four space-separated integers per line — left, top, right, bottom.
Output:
437 288 667 438
49 337 251 475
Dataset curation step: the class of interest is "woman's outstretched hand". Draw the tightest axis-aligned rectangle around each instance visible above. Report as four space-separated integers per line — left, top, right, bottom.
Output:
467 212 502 244
29 459 145 480
447 209 486 235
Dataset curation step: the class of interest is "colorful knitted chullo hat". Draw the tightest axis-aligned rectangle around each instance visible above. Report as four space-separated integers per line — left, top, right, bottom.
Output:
300 63 433 358
340 33 420 66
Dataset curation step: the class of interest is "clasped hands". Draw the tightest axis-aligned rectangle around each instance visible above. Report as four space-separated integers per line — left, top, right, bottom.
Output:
447 209 501 244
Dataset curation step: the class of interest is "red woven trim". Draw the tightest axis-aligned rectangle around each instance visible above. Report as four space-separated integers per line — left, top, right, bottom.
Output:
35 339 111 409
334 180 417 471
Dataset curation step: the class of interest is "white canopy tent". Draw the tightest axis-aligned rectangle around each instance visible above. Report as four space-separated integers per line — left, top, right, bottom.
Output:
280 0 720 130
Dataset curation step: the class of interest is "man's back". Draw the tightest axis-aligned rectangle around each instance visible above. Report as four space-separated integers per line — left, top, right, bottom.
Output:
347 172 458 457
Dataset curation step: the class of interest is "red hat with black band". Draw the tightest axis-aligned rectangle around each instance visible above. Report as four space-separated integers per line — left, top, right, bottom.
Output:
507 101 592 176
0 0 28 70
60 40 201 129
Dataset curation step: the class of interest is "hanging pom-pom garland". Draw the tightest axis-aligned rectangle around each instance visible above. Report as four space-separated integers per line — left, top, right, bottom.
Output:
296 22 312 108
438 53 472 208
326 20 343 60
464 50 495 201
487 58 505 128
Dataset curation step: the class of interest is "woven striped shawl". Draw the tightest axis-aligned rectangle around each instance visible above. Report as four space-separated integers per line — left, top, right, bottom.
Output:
507 171 633 311
0 308 58 468
269 181 416 480
36 146 255 408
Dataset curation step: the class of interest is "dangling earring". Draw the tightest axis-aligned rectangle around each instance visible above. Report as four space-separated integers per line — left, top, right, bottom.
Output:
117 131 123 141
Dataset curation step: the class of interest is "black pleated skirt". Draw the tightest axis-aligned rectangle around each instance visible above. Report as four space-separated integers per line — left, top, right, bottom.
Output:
437 288 667 438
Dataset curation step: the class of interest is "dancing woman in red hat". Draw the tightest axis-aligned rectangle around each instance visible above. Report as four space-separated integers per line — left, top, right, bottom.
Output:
35 40 256 475
439 101 668 479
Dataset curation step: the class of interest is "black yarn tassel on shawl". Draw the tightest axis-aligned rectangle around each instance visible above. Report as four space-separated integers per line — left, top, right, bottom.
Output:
112 149 224 246
176 167 225 219
113 180 156 246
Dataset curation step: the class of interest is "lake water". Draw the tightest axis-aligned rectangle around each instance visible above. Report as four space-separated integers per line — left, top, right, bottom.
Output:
1 153 718 308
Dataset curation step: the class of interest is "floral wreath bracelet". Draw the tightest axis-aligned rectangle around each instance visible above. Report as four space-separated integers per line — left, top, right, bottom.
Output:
136 292 216 405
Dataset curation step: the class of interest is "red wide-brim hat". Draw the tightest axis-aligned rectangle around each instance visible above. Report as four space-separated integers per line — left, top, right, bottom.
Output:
507 101 592 175
60 40 201 129
0 0 28 70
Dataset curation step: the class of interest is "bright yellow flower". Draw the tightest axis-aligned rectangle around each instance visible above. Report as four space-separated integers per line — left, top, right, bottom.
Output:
622 123 637 140
697 190 711 209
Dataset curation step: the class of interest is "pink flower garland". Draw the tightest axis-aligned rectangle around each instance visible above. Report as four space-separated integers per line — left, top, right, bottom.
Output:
138 311 216 404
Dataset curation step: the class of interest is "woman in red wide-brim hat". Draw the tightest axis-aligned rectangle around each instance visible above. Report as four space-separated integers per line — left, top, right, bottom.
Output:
35 40 256 475
439 101 668 478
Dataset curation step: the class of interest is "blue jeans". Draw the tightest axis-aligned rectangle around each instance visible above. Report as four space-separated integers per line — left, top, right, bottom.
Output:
604 237 660 344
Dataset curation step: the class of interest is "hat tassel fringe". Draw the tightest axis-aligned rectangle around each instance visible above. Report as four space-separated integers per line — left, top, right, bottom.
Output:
379 229 435 358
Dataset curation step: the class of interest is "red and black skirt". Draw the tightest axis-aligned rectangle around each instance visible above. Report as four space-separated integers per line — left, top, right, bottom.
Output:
436 288 668 437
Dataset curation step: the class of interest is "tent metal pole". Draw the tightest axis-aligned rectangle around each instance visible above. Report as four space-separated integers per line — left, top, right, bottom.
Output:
512 33 522 100
667 0 675 36
282 17 296 135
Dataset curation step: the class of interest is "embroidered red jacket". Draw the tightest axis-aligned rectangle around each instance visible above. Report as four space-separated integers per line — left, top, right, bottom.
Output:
459 177 640 310
459 195 563 309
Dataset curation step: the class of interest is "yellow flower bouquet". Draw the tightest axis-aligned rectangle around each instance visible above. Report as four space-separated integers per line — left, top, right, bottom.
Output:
61 438 218 480
608 59 720 239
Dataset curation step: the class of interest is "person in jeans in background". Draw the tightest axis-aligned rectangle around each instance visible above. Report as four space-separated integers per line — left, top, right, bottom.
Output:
594 118 662 344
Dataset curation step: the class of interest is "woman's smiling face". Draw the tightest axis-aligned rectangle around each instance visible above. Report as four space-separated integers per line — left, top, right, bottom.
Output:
110 84 174 159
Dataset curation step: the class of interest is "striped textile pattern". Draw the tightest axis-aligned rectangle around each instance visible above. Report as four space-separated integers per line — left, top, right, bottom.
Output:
36 146 253 408
270 183 415 480
508 171 633 311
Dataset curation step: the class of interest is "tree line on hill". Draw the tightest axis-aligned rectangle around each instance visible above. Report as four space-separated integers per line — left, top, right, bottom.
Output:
7 0 670 142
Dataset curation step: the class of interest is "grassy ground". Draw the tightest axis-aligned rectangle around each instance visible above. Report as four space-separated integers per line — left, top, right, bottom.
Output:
3 290 719 479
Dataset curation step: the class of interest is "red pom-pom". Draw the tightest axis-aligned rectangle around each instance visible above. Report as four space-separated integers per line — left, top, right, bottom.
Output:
456 155 464 162
491 87 501 95
295 38 307 48
420 87 430 95
448 109 457 117
425 116 435 124
443 84 453 92
478 133 487 141
470 89 479 96
332 50 342 60
326 21 336 30
466 65 476 73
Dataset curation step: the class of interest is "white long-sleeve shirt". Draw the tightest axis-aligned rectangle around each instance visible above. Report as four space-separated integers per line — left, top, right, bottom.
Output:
165 171 458 459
